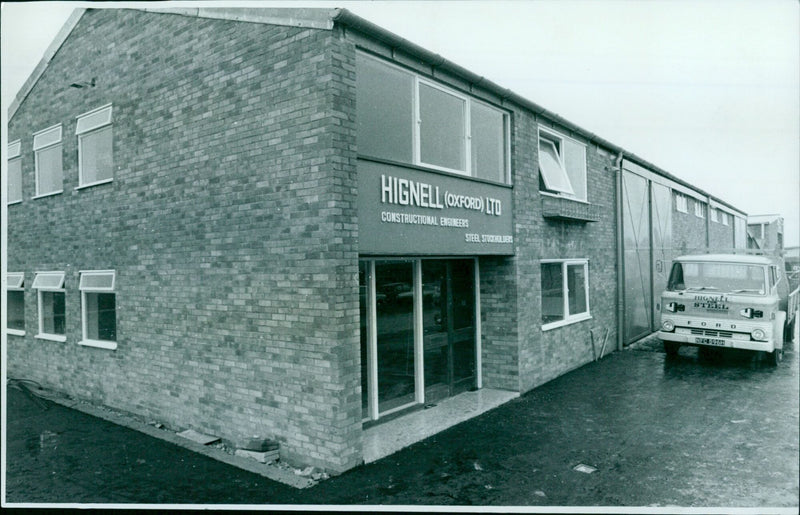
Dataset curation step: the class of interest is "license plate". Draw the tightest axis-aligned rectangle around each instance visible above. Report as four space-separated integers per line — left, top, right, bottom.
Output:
696 337 725 346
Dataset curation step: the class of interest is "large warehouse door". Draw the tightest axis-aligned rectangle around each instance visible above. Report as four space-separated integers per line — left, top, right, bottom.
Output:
650 182 673 331
622 170 652 344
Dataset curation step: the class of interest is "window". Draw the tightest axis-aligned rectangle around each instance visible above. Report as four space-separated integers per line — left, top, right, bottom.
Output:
710 208 718 223
33 125 63 197
721 212 729 226
418 81 467 172
694 200 705 218
76 104 113 187
675 193 688 213
7 272 25 335
356 53 510 183
8 140 22 204
541 260 590 329
538 127 587 201
32 271 66 341
79 270 116 349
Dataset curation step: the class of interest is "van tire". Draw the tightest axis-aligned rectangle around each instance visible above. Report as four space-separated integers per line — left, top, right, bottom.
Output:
769 348 783 366
663 341 680 356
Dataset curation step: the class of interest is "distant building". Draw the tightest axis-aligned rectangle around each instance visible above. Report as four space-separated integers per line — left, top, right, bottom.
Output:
747 214 784 251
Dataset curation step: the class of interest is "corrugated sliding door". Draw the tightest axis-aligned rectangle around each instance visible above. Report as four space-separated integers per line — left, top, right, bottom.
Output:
622 170 652 344
650 182 673 331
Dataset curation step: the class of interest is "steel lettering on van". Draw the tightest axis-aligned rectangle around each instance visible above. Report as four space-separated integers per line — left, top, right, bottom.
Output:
692 295 730 311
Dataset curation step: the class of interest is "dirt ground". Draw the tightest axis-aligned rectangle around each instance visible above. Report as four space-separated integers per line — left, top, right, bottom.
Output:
5 338 799 508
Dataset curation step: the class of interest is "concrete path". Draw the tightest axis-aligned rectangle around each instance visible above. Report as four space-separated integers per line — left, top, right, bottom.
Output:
5 336 798 509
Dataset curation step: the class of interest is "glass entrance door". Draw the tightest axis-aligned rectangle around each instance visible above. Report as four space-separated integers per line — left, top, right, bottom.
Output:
422 259 476 404
360 258 478 421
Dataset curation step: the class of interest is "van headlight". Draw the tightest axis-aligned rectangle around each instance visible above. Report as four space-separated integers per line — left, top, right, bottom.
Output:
751 328 766 341
661 320 675 332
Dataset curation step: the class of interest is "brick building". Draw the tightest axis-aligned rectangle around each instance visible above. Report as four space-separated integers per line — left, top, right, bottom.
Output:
747 214 784 251
5 7 746 473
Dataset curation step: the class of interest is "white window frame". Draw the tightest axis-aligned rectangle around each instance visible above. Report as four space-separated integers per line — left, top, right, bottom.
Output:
710 208 718 223
7 272 26 336
675 193 688 213
75 104 114 189
32 124 63 198
79 270 117 350
357 52 511 184
541 259 591 331
722 212 729 226
694 200 705 218
32 271 67 342
8 140 23 205
538 126 588 202
415 78 470 176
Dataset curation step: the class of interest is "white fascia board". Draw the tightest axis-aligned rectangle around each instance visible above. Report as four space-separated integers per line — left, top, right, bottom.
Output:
140 7 335 30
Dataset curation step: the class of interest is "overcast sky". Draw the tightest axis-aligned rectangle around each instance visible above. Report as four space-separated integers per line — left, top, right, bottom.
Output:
3 0 799 246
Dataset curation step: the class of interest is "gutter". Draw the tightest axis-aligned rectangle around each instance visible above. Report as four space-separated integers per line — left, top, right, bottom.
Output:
330 8 746 218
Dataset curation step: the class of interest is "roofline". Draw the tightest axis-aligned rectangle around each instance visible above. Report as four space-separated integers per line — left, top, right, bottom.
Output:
331 8 746 217
6 6 747 217
8 8 87 120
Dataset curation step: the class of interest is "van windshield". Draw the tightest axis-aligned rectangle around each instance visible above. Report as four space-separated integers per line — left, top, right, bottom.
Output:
667 262 766 294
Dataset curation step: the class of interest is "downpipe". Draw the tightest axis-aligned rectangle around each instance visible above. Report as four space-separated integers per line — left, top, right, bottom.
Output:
615 152 625 351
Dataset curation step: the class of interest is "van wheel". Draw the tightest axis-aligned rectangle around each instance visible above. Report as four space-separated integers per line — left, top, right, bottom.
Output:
769 348 783 366
663 341 680 356
784 320 795 343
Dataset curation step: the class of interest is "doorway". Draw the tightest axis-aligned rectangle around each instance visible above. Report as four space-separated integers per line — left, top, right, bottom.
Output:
422 259 476 403
360 258 479 421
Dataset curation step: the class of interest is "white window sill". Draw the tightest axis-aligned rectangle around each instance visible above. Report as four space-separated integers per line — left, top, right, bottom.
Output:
539 191 590 204
7 199 23 206
677 209 688 214
78 339 117 350
7 329 26 336
75 178 113 190
542 313 592 332
32 190 63 200
35 333 67 342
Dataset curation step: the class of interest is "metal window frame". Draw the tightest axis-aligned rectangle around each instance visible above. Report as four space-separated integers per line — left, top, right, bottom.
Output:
77 125 114 188
75 104 112 135
360 257 482 423
7 157 23 204
7 272 24 290
33 272 66 342
675 193 688 213
415 77 471 176
356 51 512 185
541 258 592 331
78 270 115 292
538 125 587 200
33 125 64 198
8 139 21 158
32 271 65 290
78 269 117 349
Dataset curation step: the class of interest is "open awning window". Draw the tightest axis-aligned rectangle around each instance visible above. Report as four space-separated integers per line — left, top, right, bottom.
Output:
538 138 574 195
79 270 115 291
32 271 65 290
